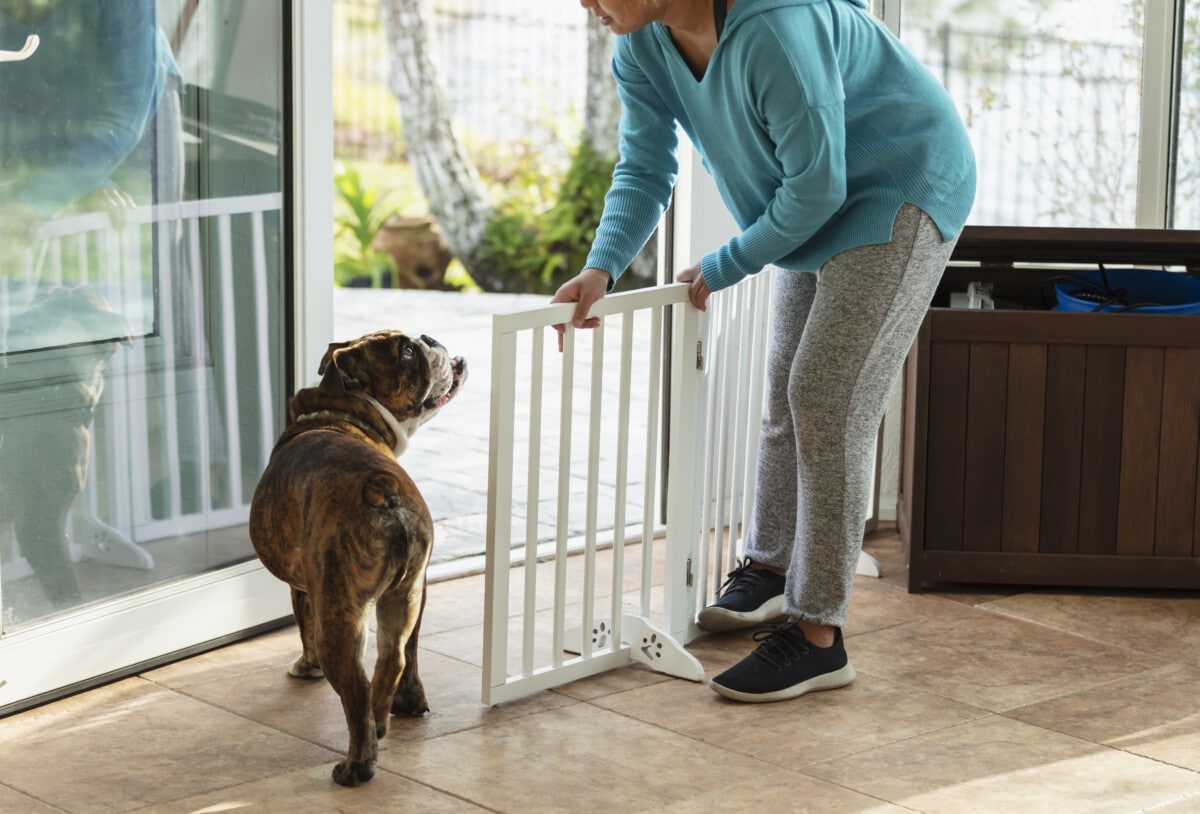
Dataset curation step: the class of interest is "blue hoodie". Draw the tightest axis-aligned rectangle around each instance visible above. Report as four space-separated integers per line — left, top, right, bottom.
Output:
584 0 977 291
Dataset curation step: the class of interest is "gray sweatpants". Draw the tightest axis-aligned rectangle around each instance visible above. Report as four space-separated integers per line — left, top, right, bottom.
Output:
743 204 958 628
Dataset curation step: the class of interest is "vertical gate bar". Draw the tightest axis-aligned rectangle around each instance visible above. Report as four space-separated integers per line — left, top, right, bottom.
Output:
610 312 635 647
709 291 732 593
640 307 664 616
522 328 545 676
251 212 276 467
705 294 729 600
103 229 134 534
664 301 704 640
45 235 63 285
483 325 518 701
727 285 754 559
216 214 244 506
76 232 90 284
186 217 214 517
582 321 606 659
738 272 772 559
155 219 184 520
552 327 576 667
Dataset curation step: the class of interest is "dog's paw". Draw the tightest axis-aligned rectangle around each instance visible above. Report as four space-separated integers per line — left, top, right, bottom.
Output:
332 758 376 787
390 690 430 717
287 658 323 679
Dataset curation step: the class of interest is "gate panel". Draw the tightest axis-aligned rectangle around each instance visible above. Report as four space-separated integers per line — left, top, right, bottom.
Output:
482 284 704 705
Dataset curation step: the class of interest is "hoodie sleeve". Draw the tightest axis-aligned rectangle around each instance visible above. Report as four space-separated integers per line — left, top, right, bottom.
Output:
583 36 679 287
700 15 849 292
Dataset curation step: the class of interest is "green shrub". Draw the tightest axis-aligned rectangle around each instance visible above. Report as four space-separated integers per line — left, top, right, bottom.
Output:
333 165 403 288
480 142 615 295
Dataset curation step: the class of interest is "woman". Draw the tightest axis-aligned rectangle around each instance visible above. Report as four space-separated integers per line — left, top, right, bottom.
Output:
551 0 975 703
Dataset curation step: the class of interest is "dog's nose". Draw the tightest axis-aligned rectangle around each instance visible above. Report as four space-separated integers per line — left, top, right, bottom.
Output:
420 334 442 350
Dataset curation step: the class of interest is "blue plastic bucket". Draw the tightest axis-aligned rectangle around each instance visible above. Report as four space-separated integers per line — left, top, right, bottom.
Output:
1053 269 1200 314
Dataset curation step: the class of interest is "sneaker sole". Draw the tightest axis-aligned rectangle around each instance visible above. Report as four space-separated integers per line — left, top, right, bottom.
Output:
709 662 856 703
696 594 787 633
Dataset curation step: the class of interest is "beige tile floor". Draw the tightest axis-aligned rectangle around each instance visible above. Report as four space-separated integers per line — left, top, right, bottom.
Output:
3 528 1200 813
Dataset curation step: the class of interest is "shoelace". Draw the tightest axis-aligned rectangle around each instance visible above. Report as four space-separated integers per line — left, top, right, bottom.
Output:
718 558 776 597
750 622 810 669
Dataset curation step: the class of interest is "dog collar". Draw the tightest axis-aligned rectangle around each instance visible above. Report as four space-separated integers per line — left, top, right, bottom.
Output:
361 394 409 457
294 409 386 448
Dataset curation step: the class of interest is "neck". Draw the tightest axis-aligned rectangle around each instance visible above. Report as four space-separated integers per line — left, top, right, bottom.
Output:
661 0 715 37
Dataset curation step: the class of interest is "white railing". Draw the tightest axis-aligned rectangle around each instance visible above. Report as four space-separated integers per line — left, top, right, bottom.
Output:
0 193 282 580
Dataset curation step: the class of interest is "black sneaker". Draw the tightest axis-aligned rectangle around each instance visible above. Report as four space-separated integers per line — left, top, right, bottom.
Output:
709 622 855 703
696 558 786 632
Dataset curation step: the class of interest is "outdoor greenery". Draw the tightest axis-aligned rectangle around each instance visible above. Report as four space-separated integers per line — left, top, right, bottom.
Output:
332 0 608 293
480 142 615 296
332 166 402 288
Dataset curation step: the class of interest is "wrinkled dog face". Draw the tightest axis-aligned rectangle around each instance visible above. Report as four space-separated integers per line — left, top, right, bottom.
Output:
317 330 467 452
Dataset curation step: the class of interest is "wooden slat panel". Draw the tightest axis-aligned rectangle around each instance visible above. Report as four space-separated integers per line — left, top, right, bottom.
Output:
930 310 1200 348
1077 345 1126 555
1039 345 1087 554
924 341 970 551
963 343 1009 551
919 551 1200 590
1155 348 1200 556
1116 348 1163 556
1002 344 1047 554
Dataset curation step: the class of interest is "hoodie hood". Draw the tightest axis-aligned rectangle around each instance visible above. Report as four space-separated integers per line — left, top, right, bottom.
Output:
720 0 867 40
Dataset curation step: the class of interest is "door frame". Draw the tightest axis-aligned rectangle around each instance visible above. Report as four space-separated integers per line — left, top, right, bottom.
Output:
0 0 333 717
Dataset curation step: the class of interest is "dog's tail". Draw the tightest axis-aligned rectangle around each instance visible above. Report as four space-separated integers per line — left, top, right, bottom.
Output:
362 470 433 554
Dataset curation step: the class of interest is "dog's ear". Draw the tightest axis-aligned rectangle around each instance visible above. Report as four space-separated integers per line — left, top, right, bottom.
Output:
317 341 351 376
318 344 371 395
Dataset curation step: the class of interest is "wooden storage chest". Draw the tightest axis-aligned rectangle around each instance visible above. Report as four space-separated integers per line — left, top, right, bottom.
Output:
900 228 1200 591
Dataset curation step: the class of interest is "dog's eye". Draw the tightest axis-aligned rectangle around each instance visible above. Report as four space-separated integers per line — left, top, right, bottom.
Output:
400 345 415 361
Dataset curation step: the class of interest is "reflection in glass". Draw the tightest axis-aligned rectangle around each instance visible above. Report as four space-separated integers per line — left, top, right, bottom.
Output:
0 1 285 630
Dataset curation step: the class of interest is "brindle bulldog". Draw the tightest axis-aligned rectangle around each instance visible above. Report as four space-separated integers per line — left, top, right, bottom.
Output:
249 329 466 786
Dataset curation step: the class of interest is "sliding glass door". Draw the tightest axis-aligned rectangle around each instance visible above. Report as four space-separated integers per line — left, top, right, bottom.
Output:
0 0 333 714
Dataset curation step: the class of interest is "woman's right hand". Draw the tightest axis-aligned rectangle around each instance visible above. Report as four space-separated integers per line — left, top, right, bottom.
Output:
549 267 611 352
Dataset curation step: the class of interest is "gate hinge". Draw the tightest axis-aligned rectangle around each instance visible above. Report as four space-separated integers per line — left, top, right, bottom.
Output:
696 341 704 370
686 557 694 587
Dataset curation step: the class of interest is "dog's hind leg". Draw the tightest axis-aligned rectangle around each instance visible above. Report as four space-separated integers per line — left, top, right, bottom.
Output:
287 588 323 679
391 580 429 716
374 584 426 731
317 606 377 786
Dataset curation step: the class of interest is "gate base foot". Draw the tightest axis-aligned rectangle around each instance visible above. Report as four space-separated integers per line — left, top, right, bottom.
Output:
564 614 704 682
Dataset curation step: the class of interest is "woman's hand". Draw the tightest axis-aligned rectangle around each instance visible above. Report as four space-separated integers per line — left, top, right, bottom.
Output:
676 264 712 311
549 267 611 351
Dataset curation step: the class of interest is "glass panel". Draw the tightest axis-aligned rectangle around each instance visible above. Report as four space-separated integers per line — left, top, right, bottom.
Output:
1173 2 1199 228
0 1 285 630
901 0 1148 227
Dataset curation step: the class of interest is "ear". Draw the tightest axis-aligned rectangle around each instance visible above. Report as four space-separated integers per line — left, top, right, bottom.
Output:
318 344 370 395
317 341 351 376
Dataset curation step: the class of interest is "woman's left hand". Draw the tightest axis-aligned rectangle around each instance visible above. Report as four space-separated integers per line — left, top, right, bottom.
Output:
676 264 712 312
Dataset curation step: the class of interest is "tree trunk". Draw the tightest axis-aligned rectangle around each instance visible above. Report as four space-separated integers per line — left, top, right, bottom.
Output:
582 15 619 160
378 0 507 291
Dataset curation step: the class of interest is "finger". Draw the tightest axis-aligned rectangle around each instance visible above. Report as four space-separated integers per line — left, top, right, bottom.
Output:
572 299 595 329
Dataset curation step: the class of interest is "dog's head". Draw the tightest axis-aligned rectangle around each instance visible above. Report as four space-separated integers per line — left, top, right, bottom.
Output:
316 329 466 456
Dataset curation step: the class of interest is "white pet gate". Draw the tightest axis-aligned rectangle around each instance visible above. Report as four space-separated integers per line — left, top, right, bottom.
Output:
482 271 886 704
